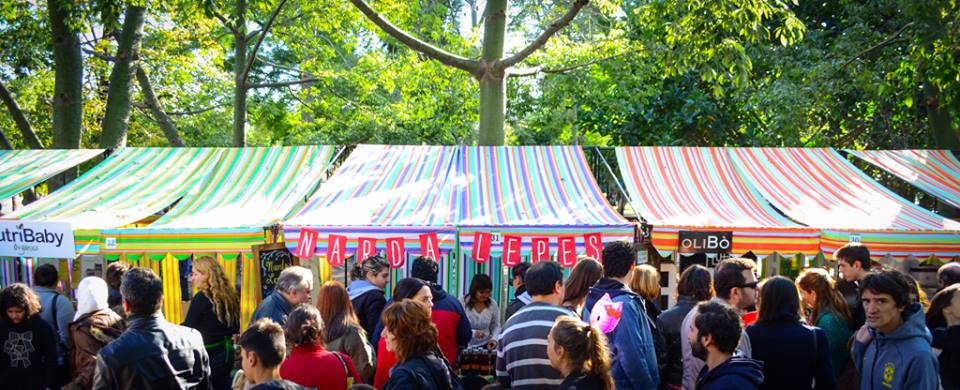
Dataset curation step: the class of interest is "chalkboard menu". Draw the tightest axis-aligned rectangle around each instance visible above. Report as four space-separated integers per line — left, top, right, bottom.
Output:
252 243 298 302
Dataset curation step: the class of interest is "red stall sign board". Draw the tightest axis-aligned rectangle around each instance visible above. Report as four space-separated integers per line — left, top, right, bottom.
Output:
386 237 405 268
327 234 347 266
557 236 577 267
583 232 603 263
472 232 492 263
419 233 441 261
295 229 319 259
502 235 522 267
357 237 377 260
531 237 550 263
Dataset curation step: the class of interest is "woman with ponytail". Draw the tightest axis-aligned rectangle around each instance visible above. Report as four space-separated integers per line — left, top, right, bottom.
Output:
796 267 853 377
183 256 240 390
280 305 362 389
547 316 614 390
348 255 390 343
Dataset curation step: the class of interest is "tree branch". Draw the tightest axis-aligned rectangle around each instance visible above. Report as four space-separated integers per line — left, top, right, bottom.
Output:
247 78 319 89
498 0 590 69
255 55 303 75
83 48 119 62
135 65 185 146
839 22 914 70
208 3 237 35
0 79 44 149
240 0 289 87
510 51 629 77
347 0 480 73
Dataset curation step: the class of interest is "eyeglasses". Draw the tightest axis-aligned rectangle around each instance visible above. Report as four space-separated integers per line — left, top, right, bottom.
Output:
735 282 759 289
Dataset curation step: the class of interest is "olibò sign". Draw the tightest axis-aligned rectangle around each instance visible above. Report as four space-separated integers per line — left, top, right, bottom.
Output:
0 220 76 258
678 231 732 254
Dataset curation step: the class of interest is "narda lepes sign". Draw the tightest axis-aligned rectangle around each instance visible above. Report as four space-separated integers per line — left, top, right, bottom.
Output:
678 231 732 254
0 221 76 258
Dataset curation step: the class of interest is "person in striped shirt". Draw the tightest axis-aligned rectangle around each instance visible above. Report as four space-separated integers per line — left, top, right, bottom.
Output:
496 261 574 389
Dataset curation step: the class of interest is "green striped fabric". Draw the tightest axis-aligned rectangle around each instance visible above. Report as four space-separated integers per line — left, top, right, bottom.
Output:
7 148 223 229
148 146 336 229
0 149 103 200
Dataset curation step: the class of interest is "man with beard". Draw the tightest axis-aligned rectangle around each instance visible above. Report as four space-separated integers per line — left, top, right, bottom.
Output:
681 257 757 390
689 301 763 390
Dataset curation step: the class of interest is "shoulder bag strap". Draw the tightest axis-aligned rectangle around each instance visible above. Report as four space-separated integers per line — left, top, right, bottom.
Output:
333 351 355 388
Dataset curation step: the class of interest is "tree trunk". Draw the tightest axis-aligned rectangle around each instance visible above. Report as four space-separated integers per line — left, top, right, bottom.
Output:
100 6 147 148
233 0 248 147
0 128 11 149
925 83 960 149
477 0 507 146
136 66 185 147
48 0 83 190
0 80 44 149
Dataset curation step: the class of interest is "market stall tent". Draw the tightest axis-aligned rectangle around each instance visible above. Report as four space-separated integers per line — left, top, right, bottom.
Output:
457 146 634 302
283 144 462 297
846 149 960 209
728 148 960 260
99 146 337 325
615 147 821 259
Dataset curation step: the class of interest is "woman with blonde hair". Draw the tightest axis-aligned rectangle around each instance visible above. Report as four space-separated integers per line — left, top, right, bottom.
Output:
796 267 852 377
183 256 240 390
548 316 614 390
629 263 667 377
380 300 459 390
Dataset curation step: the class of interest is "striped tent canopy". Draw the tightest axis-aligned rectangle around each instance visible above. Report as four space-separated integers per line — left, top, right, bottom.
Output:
616 147 820 257
728 148 960 259
100 146 336 253
457 146 633 305
283 145 461 299
847 149 960 209
0 149 103 200
6 148 223 230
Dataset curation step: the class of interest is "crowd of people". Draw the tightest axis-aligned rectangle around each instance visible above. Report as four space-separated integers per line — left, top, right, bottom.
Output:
0 242 958 390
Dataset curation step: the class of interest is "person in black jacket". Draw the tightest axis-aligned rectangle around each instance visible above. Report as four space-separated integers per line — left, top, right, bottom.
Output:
746 276 834 390
348 255 390 343
93 267 212 390
184 256 241 390
658 264 712 390
381 300 461 390
927 283 960 390
548 315 614 390
690 301 763 390
0 283 57 390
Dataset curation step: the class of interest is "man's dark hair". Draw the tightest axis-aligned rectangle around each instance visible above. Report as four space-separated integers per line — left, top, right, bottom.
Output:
601 240 635 278
836 243 871 271
678 264 714 301
33 264 59 288
714 257 756 300
861 269 913 309
694 301 742 355
120 267 164 316
105 262 129 290
525 261 563 296
938 262 960 288
411 256 439 283
511 262 531 283
239 318 286 368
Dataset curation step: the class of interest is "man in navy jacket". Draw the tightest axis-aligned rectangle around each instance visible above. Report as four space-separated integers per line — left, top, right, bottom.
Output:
690 301 763 390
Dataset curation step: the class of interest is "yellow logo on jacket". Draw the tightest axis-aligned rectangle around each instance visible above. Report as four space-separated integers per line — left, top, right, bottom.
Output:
882 362 896 388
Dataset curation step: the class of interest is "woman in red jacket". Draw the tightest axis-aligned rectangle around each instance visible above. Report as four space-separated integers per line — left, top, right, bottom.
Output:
279 305 361 389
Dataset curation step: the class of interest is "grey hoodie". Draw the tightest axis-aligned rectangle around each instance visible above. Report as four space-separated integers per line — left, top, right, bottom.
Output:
852 302 940 390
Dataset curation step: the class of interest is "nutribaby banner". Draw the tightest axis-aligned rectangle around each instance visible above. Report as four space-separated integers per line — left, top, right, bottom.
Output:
0 220 76 258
